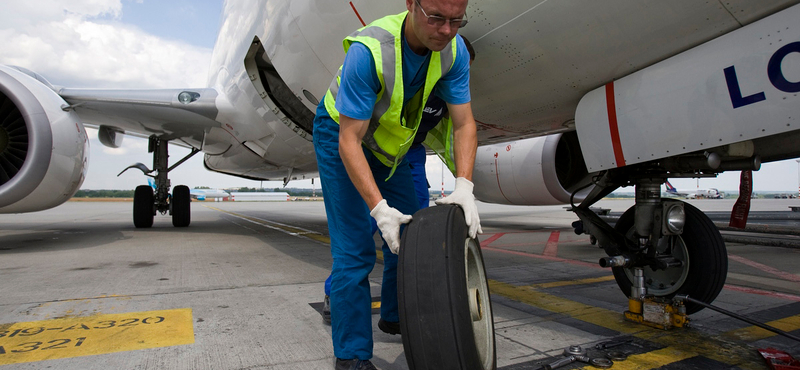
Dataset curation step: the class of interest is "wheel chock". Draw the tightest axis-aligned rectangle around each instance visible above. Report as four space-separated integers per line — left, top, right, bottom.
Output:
624 295 688 330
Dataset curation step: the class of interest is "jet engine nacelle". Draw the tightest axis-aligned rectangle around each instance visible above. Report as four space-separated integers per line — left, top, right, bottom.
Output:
472 132 593 206
0 65 89 213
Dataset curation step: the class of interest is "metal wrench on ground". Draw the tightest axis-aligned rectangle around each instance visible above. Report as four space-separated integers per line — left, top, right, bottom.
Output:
595 338 633 350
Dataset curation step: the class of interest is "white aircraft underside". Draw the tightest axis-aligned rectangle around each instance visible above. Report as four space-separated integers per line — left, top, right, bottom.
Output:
2 0 798 212
2 1 799 360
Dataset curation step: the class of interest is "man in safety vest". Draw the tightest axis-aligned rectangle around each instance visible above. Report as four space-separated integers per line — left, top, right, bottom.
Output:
312 1 481 368
319 37 474 326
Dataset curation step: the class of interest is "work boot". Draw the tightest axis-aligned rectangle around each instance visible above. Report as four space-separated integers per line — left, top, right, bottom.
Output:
378 318 400 335
322 295 331 324
334 358 378 370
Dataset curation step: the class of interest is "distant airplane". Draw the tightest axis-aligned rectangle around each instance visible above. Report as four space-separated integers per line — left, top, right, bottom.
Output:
664 180 723 199
189 188 230 201
147 178 229 201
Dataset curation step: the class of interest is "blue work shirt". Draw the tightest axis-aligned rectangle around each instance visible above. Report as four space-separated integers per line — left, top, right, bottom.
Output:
314 32 470 130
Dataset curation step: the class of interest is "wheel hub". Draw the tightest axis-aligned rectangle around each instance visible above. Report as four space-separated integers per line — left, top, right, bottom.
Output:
624 234 690 296
465 238 495 369
469 288 482 321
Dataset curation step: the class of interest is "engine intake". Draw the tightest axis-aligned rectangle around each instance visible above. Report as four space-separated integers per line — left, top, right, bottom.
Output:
0 65 88 213
0 91 28 185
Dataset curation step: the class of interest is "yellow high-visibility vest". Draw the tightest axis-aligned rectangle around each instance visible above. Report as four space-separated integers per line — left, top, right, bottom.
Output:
323 11 458 179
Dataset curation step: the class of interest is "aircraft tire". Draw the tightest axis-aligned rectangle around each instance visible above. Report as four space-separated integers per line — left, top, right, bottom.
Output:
133 185 154 228
398 205 496 370
611 201 727 314
172 185 191 227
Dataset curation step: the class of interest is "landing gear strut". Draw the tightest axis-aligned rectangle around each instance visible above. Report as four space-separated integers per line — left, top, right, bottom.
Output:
573 172 727 314
120 136 199 228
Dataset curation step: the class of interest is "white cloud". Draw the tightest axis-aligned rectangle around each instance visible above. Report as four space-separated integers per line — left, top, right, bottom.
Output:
0 0 122 29
0 0 211 89
0 1 221 190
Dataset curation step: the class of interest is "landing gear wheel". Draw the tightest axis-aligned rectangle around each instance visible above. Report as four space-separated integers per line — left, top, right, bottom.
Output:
398 205 496 370
133 185 154 228
171 185 191 227
612 201 727 314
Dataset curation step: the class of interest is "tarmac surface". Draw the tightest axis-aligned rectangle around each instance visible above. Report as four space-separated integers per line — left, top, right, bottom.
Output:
0 198 799 369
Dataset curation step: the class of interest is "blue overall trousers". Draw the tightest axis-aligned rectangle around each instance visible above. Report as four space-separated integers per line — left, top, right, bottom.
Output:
314 116 419 360
323 144 429 297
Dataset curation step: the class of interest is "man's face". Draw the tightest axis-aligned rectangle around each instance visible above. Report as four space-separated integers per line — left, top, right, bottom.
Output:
406 0 468 52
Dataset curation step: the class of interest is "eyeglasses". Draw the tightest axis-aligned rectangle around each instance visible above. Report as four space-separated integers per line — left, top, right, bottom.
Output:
414 0 468 29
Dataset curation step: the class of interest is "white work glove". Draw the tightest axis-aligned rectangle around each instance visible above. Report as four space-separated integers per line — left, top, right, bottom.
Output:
436 177 483 239
370 199 413 255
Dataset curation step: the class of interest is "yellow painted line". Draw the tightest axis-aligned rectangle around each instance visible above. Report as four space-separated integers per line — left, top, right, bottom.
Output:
0 309 193 365
489 280 764 370
640 330 765 370
723 313 800 342
530 275 615 289
205 205 774 369
204 206 331 244
488 280 641 334
579 347 697 370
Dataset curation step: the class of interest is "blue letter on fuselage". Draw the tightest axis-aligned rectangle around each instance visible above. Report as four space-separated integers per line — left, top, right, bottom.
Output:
725 41 800 109
768 41 800 93
724 66 766 109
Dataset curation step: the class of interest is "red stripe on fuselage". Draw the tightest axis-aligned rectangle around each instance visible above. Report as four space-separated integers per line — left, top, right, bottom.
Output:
605 82 626 167
349 2 366 27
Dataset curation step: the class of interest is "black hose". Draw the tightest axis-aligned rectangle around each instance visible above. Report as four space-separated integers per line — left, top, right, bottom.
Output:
676 295 800 343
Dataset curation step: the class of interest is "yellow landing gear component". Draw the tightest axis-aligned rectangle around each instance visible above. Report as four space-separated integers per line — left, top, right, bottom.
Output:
625 295 688 330
624 267 688 330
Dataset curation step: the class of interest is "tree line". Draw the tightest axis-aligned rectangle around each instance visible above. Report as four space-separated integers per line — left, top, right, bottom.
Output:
73 188 322 198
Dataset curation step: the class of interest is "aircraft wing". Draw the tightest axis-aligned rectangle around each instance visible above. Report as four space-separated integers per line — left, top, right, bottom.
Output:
0 63 241 213
58 87 223 149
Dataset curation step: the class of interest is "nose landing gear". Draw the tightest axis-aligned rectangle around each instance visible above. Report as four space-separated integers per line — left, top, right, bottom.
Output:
573 173 727 315
120 136 199 228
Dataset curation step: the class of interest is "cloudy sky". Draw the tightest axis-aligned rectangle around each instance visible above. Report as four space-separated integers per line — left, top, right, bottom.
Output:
0 0 297 191
1 0 798 193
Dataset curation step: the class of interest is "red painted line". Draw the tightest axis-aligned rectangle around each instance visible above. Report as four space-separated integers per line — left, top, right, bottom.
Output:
482 245 602 270
491 238 591 248
605 82 626 167
723 284 800 302
480 233 505 247
542 231 560 257
349 2 366 27
484 246 800 302
491 230 561 235
728 254 800 283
